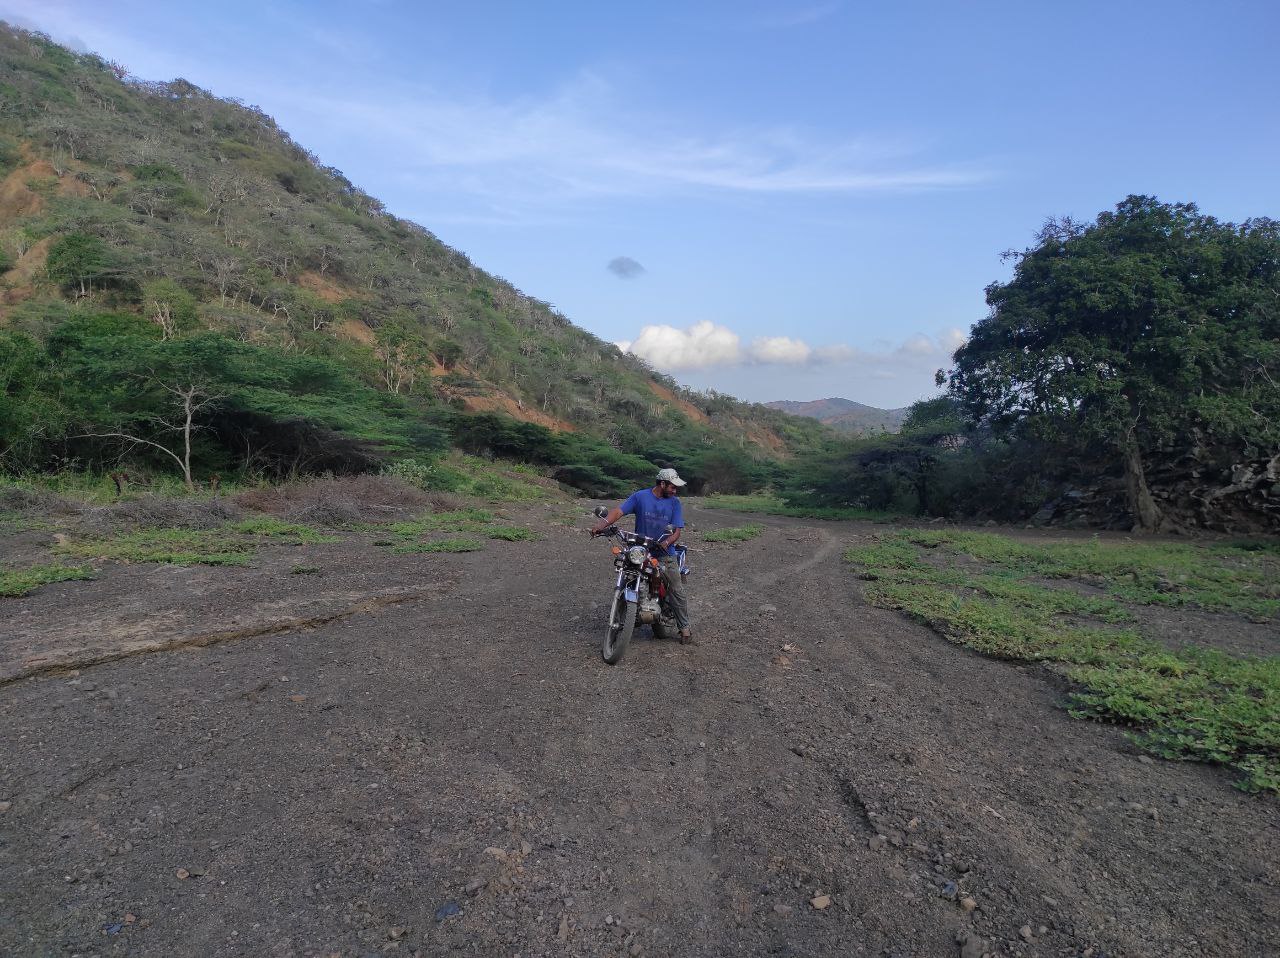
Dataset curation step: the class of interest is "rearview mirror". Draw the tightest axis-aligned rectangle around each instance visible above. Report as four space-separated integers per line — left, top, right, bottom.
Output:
593 506 609 518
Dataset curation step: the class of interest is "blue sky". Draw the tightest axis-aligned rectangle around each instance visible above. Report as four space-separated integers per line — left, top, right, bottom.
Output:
5 0 1278 407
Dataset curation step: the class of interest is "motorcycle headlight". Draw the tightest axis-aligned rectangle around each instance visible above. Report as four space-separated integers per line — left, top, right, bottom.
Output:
626 545 648 566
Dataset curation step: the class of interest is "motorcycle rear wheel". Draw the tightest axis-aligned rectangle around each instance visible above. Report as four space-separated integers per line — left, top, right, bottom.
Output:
602 592 637 665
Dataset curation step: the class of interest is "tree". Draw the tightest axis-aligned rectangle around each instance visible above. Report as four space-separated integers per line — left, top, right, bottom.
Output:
45 233 111 296
142 279 198 340
944 196 1280 532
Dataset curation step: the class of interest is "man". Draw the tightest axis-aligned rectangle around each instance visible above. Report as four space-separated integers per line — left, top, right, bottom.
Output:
590 467 692 644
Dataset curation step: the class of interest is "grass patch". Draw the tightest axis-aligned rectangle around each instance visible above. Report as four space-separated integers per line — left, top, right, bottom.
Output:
57 519 337 566
378 508 540 550
846 529 1280 794
386 454 545 502
703 522 764 544
705 494 891 522
392 536 484 554
486 525 539 541
1 472 247 506
0 563 95 597
896 529 1280 620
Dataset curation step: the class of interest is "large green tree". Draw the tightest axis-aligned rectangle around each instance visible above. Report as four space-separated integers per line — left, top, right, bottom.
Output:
945 196 1280 531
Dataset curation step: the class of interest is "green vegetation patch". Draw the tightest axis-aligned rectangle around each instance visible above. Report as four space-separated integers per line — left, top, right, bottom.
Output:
376 507 538 549
706 494 891 522
0 563 95 597
895 529 1280 620
703 523 764 544
386 455 545 502
846 530 1280 793
486 525 539 542
57 519 338 566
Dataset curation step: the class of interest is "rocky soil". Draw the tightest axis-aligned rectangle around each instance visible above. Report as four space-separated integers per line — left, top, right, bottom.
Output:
1 500 1276 957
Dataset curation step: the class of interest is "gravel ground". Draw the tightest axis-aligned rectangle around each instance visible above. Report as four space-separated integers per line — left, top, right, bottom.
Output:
1 500 1276 957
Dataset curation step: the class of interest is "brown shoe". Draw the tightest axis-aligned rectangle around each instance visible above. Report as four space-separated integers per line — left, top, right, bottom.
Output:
679 628 694 645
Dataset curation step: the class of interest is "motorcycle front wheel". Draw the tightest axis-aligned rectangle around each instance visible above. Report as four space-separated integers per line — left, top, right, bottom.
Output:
602 592 637 665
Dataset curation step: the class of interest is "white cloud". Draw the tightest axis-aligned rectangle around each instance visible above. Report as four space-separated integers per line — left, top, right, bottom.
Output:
898 333 937 356
620 320 967 374
749 335 811 364
277 72 990 219
625 321 744 370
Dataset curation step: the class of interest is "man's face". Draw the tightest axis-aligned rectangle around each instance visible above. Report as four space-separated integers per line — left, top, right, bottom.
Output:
658 480 677 498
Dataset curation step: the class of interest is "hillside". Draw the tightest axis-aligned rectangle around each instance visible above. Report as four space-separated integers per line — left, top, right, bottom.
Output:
766 398 907 434
0 24 830 491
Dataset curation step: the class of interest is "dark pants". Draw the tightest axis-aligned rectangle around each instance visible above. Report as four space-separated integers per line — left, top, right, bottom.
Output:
660 556 689 631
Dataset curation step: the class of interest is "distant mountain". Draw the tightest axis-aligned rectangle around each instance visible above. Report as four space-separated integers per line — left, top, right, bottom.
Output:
765 398 908 435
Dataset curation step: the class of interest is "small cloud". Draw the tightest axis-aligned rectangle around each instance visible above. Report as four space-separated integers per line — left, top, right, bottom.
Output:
898 333 937 356
625 321 743 370
619 320 968 381
749 335 811 365
607 256 646 279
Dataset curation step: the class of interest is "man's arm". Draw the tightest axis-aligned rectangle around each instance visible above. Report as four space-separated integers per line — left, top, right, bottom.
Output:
659 498 685 550
590 505 625 536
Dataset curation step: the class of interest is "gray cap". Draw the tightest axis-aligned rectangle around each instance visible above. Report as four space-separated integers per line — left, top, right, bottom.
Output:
656 467 686 487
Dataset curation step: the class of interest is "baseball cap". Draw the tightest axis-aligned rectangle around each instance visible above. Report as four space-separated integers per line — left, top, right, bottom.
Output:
656 468 686 487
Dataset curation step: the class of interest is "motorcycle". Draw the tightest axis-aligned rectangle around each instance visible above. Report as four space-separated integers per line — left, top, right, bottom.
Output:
591 505 691 665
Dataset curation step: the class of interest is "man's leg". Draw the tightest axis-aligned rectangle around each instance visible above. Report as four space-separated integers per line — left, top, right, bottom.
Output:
661 556 691 641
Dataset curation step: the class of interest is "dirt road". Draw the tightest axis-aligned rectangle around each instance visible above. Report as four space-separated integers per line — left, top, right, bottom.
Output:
2 502 1277 957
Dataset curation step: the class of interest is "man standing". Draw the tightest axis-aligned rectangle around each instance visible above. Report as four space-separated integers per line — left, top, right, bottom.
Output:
590 468 693 644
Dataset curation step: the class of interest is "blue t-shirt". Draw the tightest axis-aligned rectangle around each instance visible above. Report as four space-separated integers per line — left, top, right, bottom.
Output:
620 488 684 556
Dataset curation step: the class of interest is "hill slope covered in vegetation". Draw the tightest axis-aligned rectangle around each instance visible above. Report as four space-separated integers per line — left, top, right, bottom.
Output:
0 24 830 493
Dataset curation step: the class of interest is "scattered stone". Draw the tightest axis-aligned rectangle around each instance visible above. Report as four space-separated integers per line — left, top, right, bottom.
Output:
388 927 406 941
868 835 888 852
433 901 461 922
772 903 793 917
629 941 643 956
759 604 777 614
288 695 306 703
958 934 986 958
175 868 190 880
1138 755 1154 765
809 894 831 910
520 840 532 856
464 879 487 896
0 802 10 814
960 897 977 913
556 915 569 942
1019 924 1034 942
